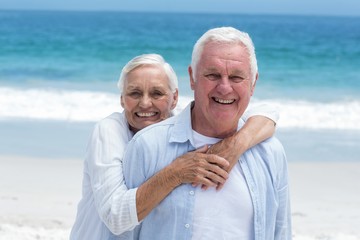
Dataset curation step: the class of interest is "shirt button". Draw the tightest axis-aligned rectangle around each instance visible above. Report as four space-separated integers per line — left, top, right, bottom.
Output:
189 191 194 195
185 224 190 228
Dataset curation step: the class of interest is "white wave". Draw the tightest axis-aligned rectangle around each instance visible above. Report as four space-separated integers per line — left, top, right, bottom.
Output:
0 87 121 122
1 87 360 130
251 99 360 130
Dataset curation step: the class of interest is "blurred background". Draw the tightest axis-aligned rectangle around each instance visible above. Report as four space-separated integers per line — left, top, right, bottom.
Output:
1 4 359 161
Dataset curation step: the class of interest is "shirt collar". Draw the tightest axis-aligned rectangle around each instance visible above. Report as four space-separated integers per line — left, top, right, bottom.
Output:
169 101 195 146
169 101 247 145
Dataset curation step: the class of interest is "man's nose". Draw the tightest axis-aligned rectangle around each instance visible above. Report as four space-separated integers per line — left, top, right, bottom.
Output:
216 77 233 95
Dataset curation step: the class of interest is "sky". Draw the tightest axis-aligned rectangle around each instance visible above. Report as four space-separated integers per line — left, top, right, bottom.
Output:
0 0 359 17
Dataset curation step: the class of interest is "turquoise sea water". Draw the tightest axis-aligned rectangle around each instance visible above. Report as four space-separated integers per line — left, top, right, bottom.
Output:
0 10 359 160
1 11 360 97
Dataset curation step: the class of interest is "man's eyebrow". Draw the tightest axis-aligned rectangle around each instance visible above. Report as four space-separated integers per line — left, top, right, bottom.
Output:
203 67 218 73
230 70 247 75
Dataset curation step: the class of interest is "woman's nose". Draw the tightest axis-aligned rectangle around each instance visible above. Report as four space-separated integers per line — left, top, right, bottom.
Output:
139 94 152 108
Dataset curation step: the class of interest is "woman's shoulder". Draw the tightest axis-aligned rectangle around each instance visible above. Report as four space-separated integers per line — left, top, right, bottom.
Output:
97 112 126 127
93 112 130 138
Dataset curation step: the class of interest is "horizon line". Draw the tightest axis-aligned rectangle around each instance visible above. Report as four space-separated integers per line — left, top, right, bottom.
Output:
0 8 359 18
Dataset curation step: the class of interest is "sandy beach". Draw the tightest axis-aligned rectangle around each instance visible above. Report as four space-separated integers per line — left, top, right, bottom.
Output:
0 155 359 240
0 155 82 239
289 162 360 239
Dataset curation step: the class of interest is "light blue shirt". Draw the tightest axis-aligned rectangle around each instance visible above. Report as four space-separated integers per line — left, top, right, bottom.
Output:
122 103 291 240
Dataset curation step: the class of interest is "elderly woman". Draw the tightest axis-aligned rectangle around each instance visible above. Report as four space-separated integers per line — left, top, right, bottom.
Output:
70 54 278 239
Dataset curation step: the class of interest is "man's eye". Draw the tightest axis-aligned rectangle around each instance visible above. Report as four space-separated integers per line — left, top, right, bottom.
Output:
206 73 220 80
230 76 245 82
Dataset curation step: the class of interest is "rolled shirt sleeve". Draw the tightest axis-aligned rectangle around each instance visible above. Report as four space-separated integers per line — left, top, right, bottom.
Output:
242 103 279 124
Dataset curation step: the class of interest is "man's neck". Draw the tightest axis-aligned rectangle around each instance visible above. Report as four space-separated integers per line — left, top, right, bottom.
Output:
190 107 238 139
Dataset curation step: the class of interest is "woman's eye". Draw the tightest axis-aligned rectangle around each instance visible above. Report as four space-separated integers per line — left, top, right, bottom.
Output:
129 92 141 98
151 91 165 98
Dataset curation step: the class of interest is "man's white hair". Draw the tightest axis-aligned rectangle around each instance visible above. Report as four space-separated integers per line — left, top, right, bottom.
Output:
190 27 258 85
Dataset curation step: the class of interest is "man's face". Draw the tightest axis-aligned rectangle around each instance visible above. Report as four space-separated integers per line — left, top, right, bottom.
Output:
189 42 257 138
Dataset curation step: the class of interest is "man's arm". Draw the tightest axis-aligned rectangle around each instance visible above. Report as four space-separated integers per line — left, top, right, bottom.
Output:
273 141 292 239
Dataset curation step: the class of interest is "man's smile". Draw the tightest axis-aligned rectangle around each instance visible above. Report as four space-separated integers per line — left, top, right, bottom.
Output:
213 97 236 104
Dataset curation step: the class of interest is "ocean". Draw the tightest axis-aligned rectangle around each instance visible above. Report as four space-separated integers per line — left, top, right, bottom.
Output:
1 10 360 161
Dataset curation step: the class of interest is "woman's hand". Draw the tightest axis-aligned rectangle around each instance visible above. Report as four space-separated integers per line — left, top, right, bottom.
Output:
207 134 244 171
169 146 230 190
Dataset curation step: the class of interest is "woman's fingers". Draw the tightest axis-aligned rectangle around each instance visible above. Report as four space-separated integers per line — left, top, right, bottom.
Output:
171 150 230 189
203 154 230 169
191 154 229 188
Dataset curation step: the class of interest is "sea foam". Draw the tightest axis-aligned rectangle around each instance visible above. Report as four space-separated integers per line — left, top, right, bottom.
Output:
1 87 359 130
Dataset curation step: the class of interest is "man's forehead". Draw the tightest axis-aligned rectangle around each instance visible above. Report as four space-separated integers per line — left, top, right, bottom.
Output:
201 57 249 69
202 43 249 59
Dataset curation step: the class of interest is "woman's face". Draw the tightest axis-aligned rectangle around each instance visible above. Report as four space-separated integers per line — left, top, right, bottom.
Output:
121 65 178 133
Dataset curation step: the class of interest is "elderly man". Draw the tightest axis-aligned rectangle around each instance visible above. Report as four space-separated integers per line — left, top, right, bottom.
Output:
122 27 291 239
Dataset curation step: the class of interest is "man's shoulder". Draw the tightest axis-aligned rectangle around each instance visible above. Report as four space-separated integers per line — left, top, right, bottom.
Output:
249 136 287 167
259 136 285 154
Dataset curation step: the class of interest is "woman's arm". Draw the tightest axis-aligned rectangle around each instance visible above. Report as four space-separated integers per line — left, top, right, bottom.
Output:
88 117 230 235
91 107 278 234
86 118 138 235
135 106 278 222
135 146 229 221
207 115 276 171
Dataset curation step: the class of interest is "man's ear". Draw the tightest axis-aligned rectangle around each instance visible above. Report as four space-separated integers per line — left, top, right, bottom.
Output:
188 66 196 90
251 73 258 96
170 89 179 110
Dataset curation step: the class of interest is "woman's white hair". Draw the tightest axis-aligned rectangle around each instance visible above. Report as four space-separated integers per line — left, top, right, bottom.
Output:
190 27 258 85
117 54 178 94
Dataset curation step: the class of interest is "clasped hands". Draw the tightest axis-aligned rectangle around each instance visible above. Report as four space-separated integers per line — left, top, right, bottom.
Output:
171 134 241 191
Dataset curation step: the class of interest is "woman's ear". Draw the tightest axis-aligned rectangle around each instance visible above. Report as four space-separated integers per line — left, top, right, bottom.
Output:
120 95 125 108
188 66 196 90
